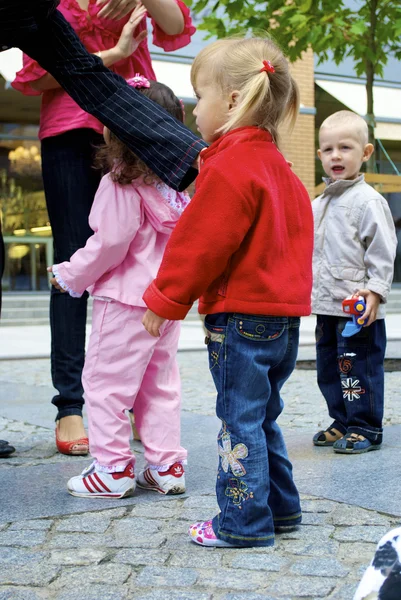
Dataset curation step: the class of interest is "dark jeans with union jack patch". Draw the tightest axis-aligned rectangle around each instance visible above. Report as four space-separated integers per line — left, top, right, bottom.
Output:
315 315 386 444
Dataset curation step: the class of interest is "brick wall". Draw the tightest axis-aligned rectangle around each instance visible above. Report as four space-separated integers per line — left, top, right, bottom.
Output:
280 49 316 198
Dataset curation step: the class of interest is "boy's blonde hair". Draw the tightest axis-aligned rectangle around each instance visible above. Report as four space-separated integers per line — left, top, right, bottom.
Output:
319 110 369 146
191 37 299 145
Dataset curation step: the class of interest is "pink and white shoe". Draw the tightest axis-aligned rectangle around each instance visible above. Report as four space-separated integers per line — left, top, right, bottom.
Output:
189 520 236 547
67 462 136 499
137 462 186 495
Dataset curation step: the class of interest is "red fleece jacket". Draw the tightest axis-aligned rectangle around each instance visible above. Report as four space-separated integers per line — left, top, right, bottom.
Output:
143 127 313 320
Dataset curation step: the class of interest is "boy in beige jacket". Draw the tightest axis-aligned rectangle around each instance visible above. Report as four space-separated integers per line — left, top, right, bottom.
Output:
312 110 397 454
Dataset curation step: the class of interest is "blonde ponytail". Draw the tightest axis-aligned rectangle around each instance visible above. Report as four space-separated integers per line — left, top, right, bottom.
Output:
191 37 300 146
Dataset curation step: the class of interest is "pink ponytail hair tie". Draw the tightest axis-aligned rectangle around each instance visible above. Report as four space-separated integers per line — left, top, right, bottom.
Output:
260 60 275 74
126 73 150 89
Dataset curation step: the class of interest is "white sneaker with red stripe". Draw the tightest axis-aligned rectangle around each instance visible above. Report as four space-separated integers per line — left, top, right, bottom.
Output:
137 462 186 495
67 462 136 499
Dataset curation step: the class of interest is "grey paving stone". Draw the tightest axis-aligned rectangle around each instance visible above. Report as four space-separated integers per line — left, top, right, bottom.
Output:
337 541 377 563
0 548 47 565
332 526 388 543
300 512 328 525
277 525 335 542
0 563 60 586
300 500 338 513
55 513 113 533
8 519 53 531
131 504 181 519
134 593 212 600
327 504 391 527
223 596 291 600
196 568 269 591
55 564 131 587
182 496 219 510
0 589 44 600
228 553 289 572
268 576 337 597
170 550 223 569
327 582 360 600
49 549 108 565
48 533 108 548
136 567 198 588
290 557 350 577
0 530 47 547
113 549 170 566
278 538 340 557
55 585 128 600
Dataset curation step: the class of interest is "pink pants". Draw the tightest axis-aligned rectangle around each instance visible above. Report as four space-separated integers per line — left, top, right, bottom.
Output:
82 300 187 471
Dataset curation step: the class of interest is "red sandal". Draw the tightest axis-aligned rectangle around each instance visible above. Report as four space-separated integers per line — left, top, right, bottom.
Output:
55 424 89 456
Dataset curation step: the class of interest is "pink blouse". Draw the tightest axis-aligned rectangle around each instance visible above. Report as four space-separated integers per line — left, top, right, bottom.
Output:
12 0 195 140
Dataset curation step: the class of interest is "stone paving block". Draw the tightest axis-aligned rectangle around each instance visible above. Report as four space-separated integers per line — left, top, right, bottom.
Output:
290 557 350 577
0 548 47 565
300 500 338 513
55 513 113 533
177 510 215 522
48 533 107 548
300 512 328 525
327 582 360 600
278 538 340 557
55 564 131 587
170 550 223 569
267 576 337 597
228 554 289 572
223 596 292 600
182 496 219 510
0 563 60 586
134 592 212 600
130 504 181 519
136 567 198 588
337 541 378 563
196 568 269 591
0 588 44 600
326 504 391 527
55 585 128 600
94 508 128 519
113 549 170 566
8 519 53 531
0 530 47 547
277 524 335 542
49 549 108 565
332 525 388 543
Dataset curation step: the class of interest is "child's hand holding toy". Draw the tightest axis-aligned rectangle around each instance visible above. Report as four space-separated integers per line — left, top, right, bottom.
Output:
341 290 381 337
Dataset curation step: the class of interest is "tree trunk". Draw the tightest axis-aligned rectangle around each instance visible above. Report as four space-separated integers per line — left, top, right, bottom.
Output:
365 61 375 173
365 0 377 173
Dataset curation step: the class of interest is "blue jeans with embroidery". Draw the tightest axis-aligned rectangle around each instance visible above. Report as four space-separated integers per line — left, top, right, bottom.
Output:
205 313 302 547
315 315 386 444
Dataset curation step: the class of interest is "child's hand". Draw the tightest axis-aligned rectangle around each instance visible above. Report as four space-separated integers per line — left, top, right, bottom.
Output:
142 309 166 337
49 277 66 292
353 289 381 327
47 266 66 293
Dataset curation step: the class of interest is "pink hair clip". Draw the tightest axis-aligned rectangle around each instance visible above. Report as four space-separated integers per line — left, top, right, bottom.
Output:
126 73 150 89
260 60 275 74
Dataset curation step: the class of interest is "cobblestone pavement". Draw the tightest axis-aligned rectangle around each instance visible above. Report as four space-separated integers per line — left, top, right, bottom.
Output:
1 353 401 599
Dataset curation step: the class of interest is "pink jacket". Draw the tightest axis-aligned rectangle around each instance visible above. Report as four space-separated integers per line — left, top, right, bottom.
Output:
53 174 190 307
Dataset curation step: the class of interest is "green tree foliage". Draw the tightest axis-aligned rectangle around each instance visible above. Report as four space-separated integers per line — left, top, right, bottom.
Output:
188 0 401 152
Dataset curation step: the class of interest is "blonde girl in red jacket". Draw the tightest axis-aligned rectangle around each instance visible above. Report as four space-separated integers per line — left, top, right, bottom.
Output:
143 37 314 548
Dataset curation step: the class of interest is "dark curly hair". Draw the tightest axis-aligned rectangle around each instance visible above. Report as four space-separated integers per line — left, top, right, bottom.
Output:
95 80 184 186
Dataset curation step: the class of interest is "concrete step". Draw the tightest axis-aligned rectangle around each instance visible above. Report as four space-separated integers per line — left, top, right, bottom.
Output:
1 289 401 326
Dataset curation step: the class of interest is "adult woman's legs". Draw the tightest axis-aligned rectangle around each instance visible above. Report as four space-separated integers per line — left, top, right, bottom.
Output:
41 128 102 445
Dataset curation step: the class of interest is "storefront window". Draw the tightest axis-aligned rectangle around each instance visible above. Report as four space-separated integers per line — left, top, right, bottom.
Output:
0 124 52 291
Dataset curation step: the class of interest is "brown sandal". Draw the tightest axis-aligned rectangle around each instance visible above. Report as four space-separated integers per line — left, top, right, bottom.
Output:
313 427 343 447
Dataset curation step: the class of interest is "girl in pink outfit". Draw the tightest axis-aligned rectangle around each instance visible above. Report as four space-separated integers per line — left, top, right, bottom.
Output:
49 78 189 499
11 0 195 455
